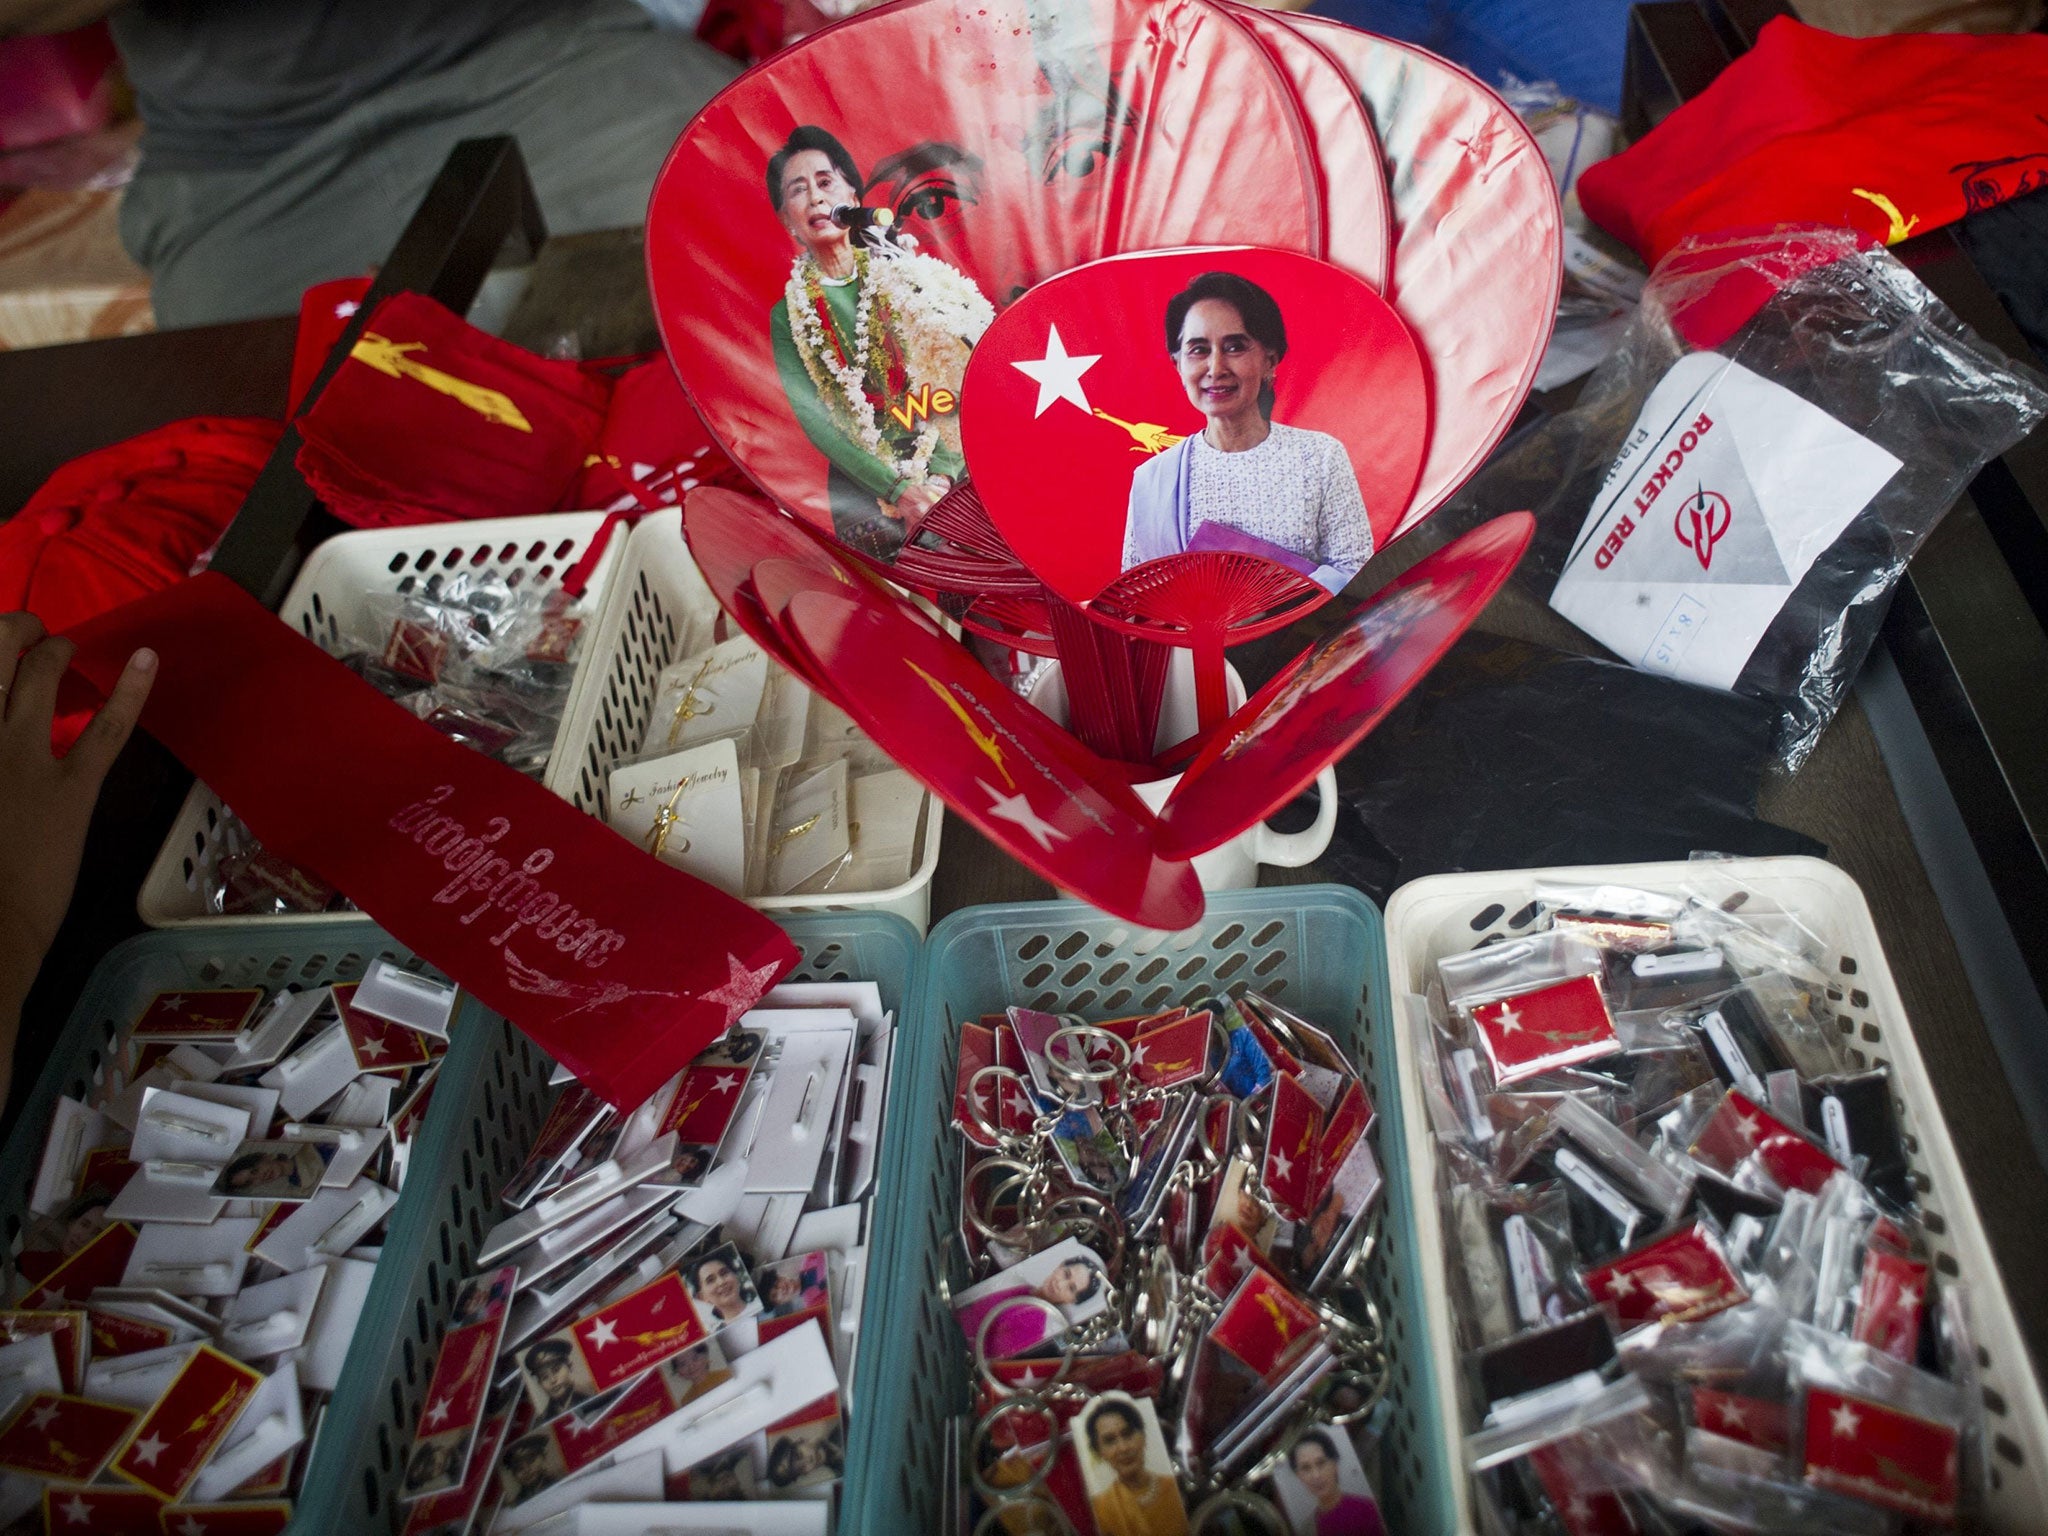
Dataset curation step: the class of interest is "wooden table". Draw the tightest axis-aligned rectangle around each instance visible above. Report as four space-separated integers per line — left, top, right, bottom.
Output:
3 137 2043 1411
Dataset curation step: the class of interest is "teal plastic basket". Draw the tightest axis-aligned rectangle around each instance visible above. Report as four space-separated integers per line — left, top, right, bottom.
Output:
845 886 1459 1536
0 922 456 1536
297 910 922 1534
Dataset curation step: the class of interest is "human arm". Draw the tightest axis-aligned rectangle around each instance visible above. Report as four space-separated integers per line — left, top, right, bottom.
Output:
0 0 123 38
0 615 156 1105
1312 433 1374 591
771 299 912 503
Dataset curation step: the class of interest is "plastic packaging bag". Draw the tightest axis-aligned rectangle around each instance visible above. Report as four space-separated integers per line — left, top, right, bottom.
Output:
1446 226 2048 769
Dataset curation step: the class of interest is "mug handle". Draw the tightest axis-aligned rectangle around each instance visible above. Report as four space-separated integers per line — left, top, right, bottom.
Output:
1252 767 1339 869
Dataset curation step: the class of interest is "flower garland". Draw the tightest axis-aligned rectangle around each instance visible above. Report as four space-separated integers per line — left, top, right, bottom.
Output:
784 244 995 490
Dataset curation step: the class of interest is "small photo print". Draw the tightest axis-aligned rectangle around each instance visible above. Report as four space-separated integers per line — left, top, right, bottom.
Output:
497 1431 569 1507
450 1267 516 1329
518 1335 597 1423
1271 1425 1385 1536
1071 1392 1187 1536
765 1403 845 1493
210 1139 334 1200
684 1241 764 1330
1296 1140 1382 1293
757 1251 831 1319
400 1426 470 1498
668 1141 720 1186
698 1029 764 1069
952 1236 1111 1360
681 1444 757 1501
659 1337 732 1407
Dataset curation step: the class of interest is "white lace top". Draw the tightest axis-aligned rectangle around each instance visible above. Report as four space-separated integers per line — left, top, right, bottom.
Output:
1122 422 1373 577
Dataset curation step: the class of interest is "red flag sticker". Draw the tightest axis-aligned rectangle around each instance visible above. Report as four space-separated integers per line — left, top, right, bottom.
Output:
60 573 798 1110
131 988 263 1041
333 983 435 1073
1210 1269 1321 1382
1852 1249 1928 1363
1468 973 1622 1087
111 1345 262 1499
1260 1070 1322 1222
781 587 1202 928
649 0 1320 557
0 1311 88 1394
1802 1386 1959 1524
41 1486 163 1535
1158 513 1533 857
1130 1011 1210 1089
87 1309 174 1360
154 1502 293 1535
1312 1078 1372 1206
954 1021 1000 1150
21 1222 137 1311
960 245 1426 606
0 1392 137 1482
1585 1222 1748 1327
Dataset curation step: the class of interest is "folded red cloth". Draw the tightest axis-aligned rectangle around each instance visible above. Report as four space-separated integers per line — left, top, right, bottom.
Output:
1579 18 2048 267
294 291 612 528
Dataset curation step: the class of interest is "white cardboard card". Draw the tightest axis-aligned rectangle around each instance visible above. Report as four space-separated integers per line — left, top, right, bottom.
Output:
350 959 459 1039
30 1098 105 1216
607 739 749 897
219 1267 328 1361
189 1360 305 1502
122 1217 261 1297
640 635 770 760
129 1088 250 1167
298 1256 377 1392
261 1021 361 1119
223 987 331 1073
763 760 850 896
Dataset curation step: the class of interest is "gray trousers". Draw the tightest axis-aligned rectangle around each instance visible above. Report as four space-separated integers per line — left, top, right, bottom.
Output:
120 0 739 329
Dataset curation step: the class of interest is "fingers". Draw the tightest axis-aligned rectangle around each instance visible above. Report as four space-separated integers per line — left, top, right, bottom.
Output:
0 611 46 705
7 633 74 730
63 647 157 788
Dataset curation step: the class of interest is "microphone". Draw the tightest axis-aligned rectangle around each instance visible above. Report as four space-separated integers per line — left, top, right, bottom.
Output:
831 203 895 233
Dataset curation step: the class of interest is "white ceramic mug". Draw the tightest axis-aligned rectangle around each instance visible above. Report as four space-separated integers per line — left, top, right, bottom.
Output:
1025 653 1338 892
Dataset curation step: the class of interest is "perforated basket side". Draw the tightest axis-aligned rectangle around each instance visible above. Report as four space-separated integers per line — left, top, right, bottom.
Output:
0 924 448 1536
551 508 944 927
846 887 1461 1536
1382 856 2048 1534
293 912 920 1535
136 514 625 930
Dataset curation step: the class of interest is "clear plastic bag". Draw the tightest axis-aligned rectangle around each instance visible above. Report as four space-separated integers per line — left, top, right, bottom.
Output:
1447 225 2048 769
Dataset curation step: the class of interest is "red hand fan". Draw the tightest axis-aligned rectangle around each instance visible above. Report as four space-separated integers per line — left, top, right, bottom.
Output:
648 0 1323 561
1277 14 1563 536
1219 2 1392 291
1157 511 1534 857
778 584 1204 928
682 486 865 697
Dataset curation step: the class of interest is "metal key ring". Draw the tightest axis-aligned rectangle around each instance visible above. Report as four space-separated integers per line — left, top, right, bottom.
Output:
968 1066 1041 1150
1045 1024 1131 1090
968 1391 1063 1503
1189 1487 1291 1535
965 1161 1041 1249
973 1496 1078 1536
1312 1364 1388 1427
1129 1245 1182 1358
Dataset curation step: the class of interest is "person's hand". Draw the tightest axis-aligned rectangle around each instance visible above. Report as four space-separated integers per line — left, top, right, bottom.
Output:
891 477 952 533
0 614 157 1013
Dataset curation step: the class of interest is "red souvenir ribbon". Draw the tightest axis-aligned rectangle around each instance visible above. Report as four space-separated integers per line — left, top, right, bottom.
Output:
60 573 796 1109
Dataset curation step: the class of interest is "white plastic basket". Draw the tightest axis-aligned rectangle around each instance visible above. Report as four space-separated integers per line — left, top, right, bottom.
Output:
138 513 627 928
551 508 944 932
1382 856 2048 1534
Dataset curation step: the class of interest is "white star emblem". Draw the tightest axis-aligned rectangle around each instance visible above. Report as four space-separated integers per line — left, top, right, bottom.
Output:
705 953 782 1027
177 1518 208 1536
1005 1091 1034 1120
1493 1004 1523 1035
1010 324 1100 418
1269 1148 1293 1183
1830 1401 1861 1439
1230 1247 1254 1274
1606 1270 1638 1298
980 781 1066 853
424 1396 452 1428
357 1034 387 1061
162 994 187 1011
1716 1399 1747 1431
29 1401 59 1431
38 1287 64 1307
587 1317 620 1350
130 1432 168 1466
60 1496 92 1525
335 300 360 318
1016 1368 1043 1387
711 1073 740 1094
1132 1044 1149 1065
1734 1113 1762 1143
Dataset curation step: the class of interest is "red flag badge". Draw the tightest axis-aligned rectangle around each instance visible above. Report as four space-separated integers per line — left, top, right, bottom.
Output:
1468 975 1621 1086
333 983 435 1073
87 1309 174 1360
954 1021 999 1150
1584 1223 1747 1328
1691 1387 1789 1454
0 1392 136 1482
1261 1071 1322 1222
0 1310 88 1393
131 988 263 1041
1691 1090 1841 1196
1201 1223 1284 1300
1852 1249 1928 1363
21 1222 136 1310
154 1503 293 1535
1312 1079 1372 1206
1529 1445 1639 1536
658 1054 756 1153
1802 1386 1958 1524
41 1486 163 1535
110 1346 262 1499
